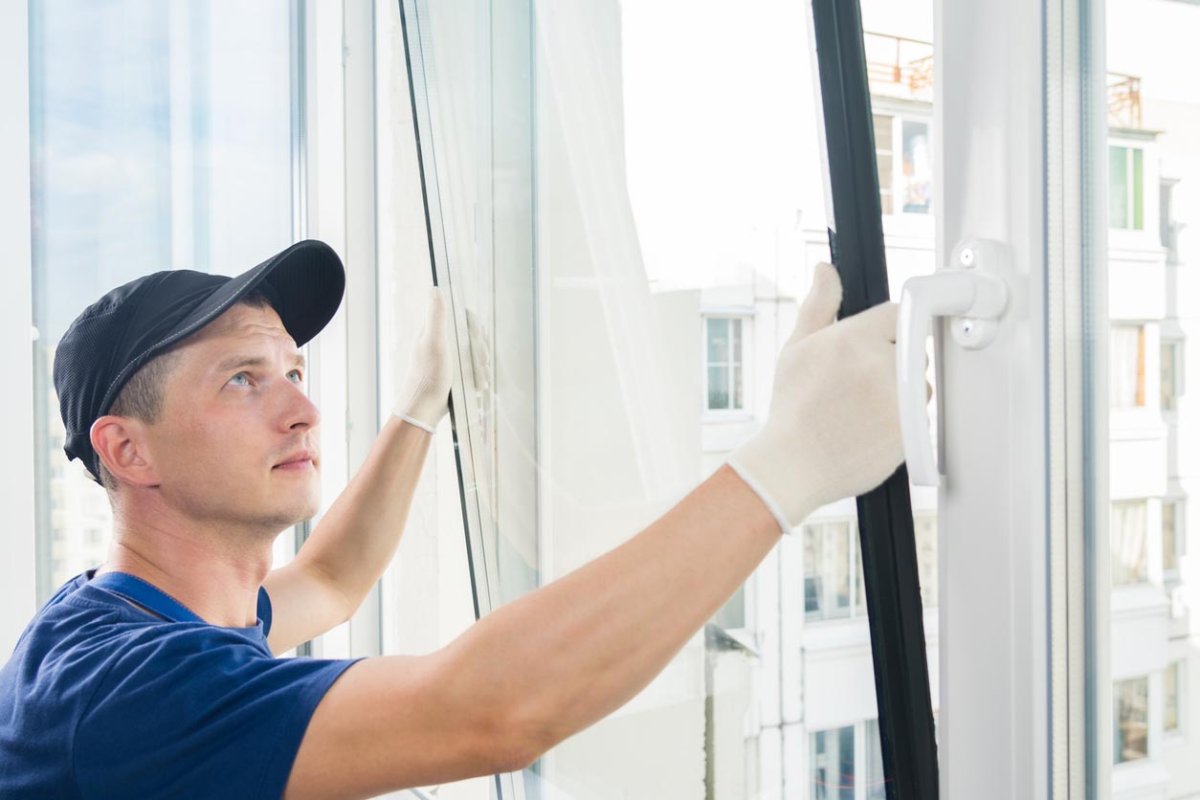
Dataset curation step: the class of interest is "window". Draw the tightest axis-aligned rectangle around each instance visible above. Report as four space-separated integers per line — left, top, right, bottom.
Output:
811 725 856 800
1165 660 1183 736
1161 178 1181 263
1163 499 1185 584
705 317 746 412
805 521 856 621
862 719 887 800
1162 339 1182 413
874 112 933 216
1109 145 1145 230
29 1 297 601
1110 325 1147 408
806 516 938 621
1114 677 1150 764
1111 500 1149 585
811 721 887 800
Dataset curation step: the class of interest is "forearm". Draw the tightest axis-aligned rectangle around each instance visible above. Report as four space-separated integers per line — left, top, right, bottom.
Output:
300 416 432 610
438 464 780 756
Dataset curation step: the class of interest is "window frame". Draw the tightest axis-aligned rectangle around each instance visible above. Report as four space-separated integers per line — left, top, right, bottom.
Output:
700 310 754 419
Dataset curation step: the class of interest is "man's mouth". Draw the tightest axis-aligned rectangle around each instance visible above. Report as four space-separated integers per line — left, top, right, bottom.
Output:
274 449 316 471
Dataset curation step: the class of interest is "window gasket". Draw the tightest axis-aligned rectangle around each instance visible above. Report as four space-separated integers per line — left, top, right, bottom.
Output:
810 1 940 797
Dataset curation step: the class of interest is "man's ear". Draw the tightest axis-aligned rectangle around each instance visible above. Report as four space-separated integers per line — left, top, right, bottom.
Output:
90 416 161 488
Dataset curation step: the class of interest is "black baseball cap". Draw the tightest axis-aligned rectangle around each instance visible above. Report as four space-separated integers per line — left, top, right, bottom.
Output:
53 239 346 482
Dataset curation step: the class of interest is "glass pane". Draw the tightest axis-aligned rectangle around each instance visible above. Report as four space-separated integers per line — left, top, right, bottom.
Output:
1163 501 1179 577
901 119 932 213
1164 662 1180 734
810 725 856 800
30 1 294 602
708 366 730 410
1132 148 1144 230
864 718 887 800
1110 326 1145 408
707 317 730 363
1110 145 1129 228
731 318 742 365
1114 677 1149 764
1161 342 1178 412
874 113 894 214
399 0 940 795
1111 500 1148 586
1104 12 1200 792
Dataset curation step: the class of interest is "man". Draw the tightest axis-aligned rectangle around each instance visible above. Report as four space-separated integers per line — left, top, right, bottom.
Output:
0 239 902 798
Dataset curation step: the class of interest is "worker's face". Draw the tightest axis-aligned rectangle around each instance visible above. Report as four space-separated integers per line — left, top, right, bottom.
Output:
150 302 321 535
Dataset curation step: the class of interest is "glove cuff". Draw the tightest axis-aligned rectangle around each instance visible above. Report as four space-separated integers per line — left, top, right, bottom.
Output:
395 413 437 434
725 458 794 536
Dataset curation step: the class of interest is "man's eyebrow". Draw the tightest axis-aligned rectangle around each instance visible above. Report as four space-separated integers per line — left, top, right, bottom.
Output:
214 353 306 373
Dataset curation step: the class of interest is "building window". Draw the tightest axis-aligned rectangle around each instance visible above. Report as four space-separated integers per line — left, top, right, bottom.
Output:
874 112 933 216
811 725 855 800
1110 145 1145 230
862 718 887 800
1165 660 1183 736
1112 500 1149 586
1161 178 1181 264
1114 676 1150 764
704 317 745 411
1163 499 1185 585
1111 325 1147 409
806 516 938 621
805 521 856 621
811 721 887 800
1162 340 1183 413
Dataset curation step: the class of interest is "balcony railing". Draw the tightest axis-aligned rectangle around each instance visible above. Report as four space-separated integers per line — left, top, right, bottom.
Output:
1108 72 1143 129
864 31 934 102
866 31 1146 131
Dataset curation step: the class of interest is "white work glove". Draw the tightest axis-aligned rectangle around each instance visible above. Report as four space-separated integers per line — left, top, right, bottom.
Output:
393 287 454 433
727 263 904 534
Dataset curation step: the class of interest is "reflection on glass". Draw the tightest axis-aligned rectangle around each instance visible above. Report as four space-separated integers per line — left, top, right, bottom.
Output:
1111 500 1149 586
1114 677 1149 764
29 1 294 602
400 0 940 795
1110 326 1146 408
1104 7 1199 793
1160 341 1180 412
1164 661 1181 735
901 119 932 213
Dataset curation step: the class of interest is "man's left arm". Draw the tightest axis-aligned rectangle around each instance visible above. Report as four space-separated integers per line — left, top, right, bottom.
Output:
264 288 454 655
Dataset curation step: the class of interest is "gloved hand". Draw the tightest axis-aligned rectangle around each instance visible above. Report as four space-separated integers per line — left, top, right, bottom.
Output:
727 263 904 534
393 287 454 433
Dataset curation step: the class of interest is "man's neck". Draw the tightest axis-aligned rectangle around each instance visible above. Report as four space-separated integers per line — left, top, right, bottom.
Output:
96 515 274 628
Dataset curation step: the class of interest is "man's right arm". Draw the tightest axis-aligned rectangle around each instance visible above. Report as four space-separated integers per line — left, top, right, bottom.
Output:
283 264 905 799
283 463 781 800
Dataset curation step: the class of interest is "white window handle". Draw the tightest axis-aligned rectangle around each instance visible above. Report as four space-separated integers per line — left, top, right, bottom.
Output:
897 242 1009 485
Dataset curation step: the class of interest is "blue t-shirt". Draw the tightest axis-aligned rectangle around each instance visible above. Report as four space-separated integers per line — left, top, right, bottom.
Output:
0 567 364 799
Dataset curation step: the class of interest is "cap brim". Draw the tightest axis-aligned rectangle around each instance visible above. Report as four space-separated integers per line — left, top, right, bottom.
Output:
151 239 346 356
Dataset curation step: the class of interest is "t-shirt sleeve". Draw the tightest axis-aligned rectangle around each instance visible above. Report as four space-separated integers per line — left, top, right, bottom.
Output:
73 627 363 800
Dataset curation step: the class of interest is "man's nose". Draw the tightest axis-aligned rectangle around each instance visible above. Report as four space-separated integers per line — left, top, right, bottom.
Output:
280 377 320 431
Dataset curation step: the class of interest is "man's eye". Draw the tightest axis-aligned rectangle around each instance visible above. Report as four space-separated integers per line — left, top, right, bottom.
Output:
288 369 304 383
229 373 250 386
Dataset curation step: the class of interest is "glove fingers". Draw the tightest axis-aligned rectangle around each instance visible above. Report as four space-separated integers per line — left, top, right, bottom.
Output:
842 300 899 343
787 262 843 346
